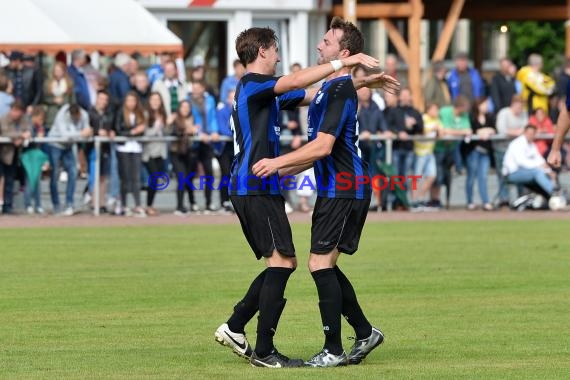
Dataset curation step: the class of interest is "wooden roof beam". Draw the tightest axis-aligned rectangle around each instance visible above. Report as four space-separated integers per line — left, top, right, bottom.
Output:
382 18 410 63
431 0 465 61
332 3 413 19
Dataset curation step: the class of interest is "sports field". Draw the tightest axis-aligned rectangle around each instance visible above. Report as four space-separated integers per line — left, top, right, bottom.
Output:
1 219 569 379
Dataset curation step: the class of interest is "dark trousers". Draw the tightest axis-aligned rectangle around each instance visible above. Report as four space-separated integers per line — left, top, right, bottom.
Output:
216 143 234 205
0 161 16 213
192 143 214 206
144 157 165 207
117 152 142 208
171 151 194 210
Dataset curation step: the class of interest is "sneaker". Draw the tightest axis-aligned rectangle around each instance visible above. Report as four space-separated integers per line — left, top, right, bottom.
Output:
190 204 200 213
214 323 253 360
125 208 134 217
26 206 34 215
347 326 384 365
36 207 45 215
83 193 92 206
174 207 189 216
305 348 348 367
467 203 477 211
133 207 146 218
250 349 304 368
62 207 74 216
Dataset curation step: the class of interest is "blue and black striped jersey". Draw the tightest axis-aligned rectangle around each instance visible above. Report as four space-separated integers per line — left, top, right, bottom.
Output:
230 73 305 196
308 75 371 199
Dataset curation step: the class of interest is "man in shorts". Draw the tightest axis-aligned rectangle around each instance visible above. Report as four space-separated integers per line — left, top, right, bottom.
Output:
252 17 399 367
214 26 380 368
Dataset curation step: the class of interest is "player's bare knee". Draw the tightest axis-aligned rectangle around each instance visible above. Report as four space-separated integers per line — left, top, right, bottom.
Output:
308 253 335 272
266 250 297 269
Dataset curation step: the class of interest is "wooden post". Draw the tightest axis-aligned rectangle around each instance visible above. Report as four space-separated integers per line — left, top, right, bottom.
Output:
566 0 570 56
473 21 484 72
432 0 465 61
343 0 357 24
408 0 424 110
383 19 410 63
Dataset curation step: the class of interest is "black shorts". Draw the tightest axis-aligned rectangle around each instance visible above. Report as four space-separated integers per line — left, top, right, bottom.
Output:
230 195 296 260
311 197 370 255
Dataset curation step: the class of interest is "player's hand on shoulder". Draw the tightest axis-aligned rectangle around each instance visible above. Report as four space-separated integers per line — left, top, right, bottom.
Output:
342 53 379 69
252 158 279 178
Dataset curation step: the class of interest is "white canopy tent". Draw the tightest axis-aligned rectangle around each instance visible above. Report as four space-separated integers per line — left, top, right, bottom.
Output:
0 0 182 55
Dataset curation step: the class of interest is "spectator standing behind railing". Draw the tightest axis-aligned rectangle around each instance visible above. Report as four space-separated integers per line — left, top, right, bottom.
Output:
529 107 554 157
168 100 197 216
87 90 114 213
0 72 14 117
385 87 423 196
113 92 146 217
109 53 134 114
147 53 171 87
410 103 441 210
67 50 91 111
143 92 168 216
357 86 387 172
447 52 485 105
422 60 451 109
494 95 528 206
219 59 245 109
465 98 496 211
22 106 48 215
430 96 471 209
216 89 236 213
44 61 75 130
516 54 555 113
47 103 90 216
490 58 517 113
132 71 151 108
191 79 219 213
151 61 190 125
0 101 30 214
5 51 42 115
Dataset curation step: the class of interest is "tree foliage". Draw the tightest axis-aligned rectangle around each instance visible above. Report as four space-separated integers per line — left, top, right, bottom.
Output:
507 21 565 74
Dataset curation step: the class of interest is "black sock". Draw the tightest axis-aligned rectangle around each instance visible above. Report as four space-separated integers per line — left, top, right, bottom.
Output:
255 267 294 357
227 269 267 334
311 268 343 355
335 266 372 340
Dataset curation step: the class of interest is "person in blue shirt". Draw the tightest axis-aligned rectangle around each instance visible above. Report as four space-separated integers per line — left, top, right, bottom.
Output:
213 25 380 369
215 88 236 213
67 50 91 110
219 59 245 107
252 17 400 367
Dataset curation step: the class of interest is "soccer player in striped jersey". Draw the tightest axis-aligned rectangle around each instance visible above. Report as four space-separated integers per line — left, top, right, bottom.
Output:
214 26 380 368
252 17 400 367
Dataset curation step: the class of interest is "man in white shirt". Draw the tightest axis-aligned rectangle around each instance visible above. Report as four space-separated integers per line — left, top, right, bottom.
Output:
502 124 554 198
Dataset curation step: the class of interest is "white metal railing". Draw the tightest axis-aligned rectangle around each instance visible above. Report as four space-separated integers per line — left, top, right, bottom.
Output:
0 133 566 216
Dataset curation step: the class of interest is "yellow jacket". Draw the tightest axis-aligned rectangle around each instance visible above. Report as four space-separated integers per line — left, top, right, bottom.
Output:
516 66 555 112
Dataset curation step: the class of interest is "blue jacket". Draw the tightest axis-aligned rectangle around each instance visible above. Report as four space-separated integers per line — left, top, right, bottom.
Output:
108 68 131 110
447 68 485 100
213 102 233 156
67 64 91 110
192 94 219 135
146 64 163 87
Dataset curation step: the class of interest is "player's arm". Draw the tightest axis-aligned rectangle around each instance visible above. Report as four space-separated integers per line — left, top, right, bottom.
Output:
253 132 336 178
547 106 570 167
279 162 314 177
273 53 379 95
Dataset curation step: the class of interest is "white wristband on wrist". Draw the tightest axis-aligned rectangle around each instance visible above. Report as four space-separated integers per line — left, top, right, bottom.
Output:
330 60 343 71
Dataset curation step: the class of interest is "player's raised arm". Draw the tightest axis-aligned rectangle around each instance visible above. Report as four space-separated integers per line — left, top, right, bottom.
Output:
274 53 379 95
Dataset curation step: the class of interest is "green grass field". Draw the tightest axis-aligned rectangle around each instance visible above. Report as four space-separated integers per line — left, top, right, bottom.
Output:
1 220 569 379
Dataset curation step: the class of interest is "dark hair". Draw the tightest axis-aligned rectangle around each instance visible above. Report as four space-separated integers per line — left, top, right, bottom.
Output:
192 79 207 88
69 104 81 117
454 95 470 109
31 105 45 118
235 27 278 66
123 91 146 126
329 17 364 55
524 124 537 132
147 92 167 127
97 90 109 98
11 100 25 111
0 72 10 92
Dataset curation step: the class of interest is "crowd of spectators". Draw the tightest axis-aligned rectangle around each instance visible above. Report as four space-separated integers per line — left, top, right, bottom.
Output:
0 49 567 216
